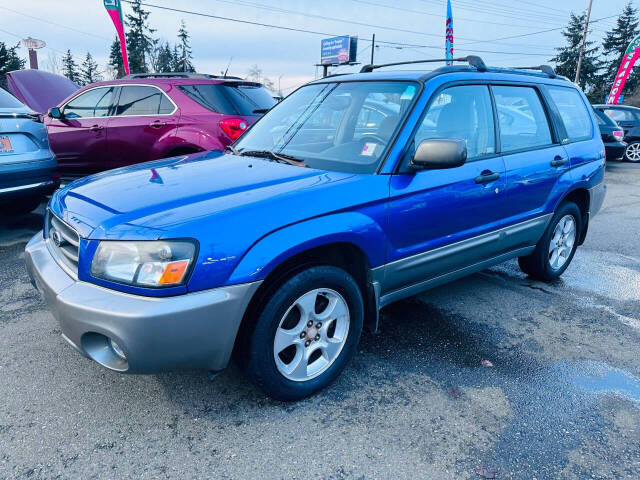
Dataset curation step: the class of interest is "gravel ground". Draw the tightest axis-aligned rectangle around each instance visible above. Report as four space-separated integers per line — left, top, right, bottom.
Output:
1 161 639 480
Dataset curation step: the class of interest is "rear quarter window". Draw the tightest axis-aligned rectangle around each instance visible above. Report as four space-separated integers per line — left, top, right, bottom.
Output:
179 83 276 115
547 86 593 142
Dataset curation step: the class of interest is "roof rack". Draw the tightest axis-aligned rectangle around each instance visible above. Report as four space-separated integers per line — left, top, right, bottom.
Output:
125 72 243 80
512 65 556 78
360 55 487 73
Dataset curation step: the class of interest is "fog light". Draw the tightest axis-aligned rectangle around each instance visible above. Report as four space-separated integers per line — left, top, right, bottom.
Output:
109 338 127 361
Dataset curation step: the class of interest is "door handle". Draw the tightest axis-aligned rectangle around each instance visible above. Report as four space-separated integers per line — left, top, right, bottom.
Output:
150 121 168 128
474 171 500 184
90 124 103 132
550 156 568 167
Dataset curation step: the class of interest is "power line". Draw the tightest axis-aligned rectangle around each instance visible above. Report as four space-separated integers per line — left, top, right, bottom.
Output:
0 6 111 42
125 1 556 57
458 14 619 45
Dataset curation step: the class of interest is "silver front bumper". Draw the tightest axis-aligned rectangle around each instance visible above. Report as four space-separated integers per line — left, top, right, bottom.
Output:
25 232 261 373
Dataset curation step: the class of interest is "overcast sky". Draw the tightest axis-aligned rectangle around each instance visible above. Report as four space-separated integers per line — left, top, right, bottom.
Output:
0 0 636 92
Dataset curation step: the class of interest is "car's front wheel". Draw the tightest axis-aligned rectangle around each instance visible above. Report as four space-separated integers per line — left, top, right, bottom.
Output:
624 140 640 162
518 201 582 282
244 266 364 401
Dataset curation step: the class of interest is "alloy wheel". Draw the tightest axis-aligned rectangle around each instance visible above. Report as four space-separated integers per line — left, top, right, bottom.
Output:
626 142 640 162
548 214 576 270
273 288 350 382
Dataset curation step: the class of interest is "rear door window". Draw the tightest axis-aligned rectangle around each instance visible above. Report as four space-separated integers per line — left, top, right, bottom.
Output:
493 86 552 152
417 84 496 160
115 86 174 116
178 83 276 115
547 86 592 142
64 87 114 118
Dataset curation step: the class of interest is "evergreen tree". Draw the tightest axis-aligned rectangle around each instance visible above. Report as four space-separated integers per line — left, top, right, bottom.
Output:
550 12 600 92
176 20 195 72
155 42 175 73
62 50 80 84
599 2 640 99
108 37 125 79
80 52 102 86
0 41 25 89
125 0 156 73
171 44 181 72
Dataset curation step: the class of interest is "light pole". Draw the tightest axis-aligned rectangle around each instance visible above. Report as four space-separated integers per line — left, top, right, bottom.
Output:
575 0 594 85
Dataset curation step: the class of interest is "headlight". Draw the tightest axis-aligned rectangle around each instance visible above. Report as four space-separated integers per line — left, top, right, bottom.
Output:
90 240 197 288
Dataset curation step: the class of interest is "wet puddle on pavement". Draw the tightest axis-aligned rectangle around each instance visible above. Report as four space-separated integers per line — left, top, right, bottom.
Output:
562 360 640 409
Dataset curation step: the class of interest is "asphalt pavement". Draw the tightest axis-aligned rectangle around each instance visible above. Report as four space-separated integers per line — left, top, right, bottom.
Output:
1 162 639 479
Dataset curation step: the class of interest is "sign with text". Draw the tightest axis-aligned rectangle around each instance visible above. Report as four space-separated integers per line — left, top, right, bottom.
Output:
321 36 357 65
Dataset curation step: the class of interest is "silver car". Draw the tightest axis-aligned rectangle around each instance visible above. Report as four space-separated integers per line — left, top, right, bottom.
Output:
0 87 58 215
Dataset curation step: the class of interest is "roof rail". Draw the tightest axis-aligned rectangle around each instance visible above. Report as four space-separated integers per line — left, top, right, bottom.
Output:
360 55 487 73
125 72 244 80
512 65 557 78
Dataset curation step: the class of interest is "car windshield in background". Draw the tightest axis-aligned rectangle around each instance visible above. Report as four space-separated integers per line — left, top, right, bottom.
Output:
179 82 276 115
234 81 419 174
0 87 25 109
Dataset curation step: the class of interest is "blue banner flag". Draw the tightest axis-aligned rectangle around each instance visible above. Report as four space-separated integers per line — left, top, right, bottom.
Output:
446 0 454 65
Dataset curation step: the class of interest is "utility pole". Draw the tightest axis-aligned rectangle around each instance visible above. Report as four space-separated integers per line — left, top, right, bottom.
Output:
371 34 375 65
574 0 594 85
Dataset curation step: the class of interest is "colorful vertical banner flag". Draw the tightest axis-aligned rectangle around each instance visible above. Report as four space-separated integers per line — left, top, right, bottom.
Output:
606 34 640 105
445 0 454 65
103 0 130 76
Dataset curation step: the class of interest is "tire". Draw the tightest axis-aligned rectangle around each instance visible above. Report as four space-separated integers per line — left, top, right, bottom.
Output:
518 201 582 282
624 140 640 162
1 196 42 216
244 266 364 401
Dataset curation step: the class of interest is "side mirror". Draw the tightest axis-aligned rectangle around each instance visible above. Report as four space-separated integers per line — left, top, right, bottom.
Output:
410 139 467 170
48 107 63 119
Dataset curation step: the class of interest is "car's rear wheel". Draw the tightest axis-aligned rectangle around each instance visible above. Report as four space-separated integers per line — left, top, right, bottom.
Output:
518 201 581 282
624 141 640 162
244 266 363 401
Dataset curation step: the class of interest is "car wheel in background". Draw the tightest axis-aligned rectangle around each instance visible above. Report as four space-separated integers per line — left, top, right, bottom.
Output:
624 141 640 162
518 201 582 282
1 196 42 216
244 266 364 401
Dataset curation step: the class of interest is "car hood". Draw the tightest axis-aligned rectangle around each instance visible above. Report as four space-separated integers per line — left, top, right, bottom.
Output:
5 70 79 113
0 105 32 116
49 151 361 240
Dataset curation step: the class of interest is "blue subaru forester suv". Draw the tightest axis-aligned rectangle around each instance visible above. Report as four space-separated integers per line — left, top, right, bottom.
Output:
26 57 606 400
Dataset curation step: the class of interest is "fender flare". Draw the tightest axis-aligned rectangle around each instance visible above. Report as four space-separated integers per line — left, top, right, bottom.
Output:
226 211 387 286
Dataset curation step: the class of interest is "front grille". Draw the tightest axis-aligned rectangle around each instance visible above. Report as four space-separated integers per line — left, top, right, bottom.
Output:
46 210 80 275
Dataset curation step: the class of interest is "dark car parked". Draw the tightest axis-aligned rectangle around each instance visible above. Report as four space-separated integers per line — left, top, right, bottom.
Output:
10 73 276 176
592 108 626 161
593 104 640 162
0 88 59 215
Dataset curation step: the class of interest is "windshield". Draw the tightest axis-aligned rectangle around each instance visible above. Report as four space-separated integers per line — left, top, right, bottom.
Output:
234 80 419 173
0 87 25 109
179 82 276 115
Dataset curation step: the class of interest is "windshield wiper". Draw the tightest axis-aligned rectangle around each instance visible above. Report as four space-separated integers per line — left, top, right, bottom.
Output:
252 108 271 114
239 150 307 167
225 145 240 155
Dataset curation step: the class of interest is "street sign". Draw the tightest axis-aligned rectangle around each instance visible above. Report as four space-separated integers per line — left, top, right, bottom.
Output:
321 36 357 65
605 94 624 104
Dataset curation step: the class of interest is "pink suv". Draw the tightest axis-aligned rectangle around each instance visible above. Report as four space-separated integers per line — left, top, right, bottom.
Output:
35 73 275 175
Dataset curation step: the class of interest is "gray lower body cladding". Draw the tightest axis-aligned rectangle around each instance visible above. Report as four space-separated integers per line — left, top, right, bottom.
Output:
25 232 261 374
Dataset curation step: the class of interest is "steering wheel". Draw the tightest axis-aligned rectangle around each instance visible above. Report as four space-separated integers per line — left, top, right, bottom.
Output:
360 134 387 145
